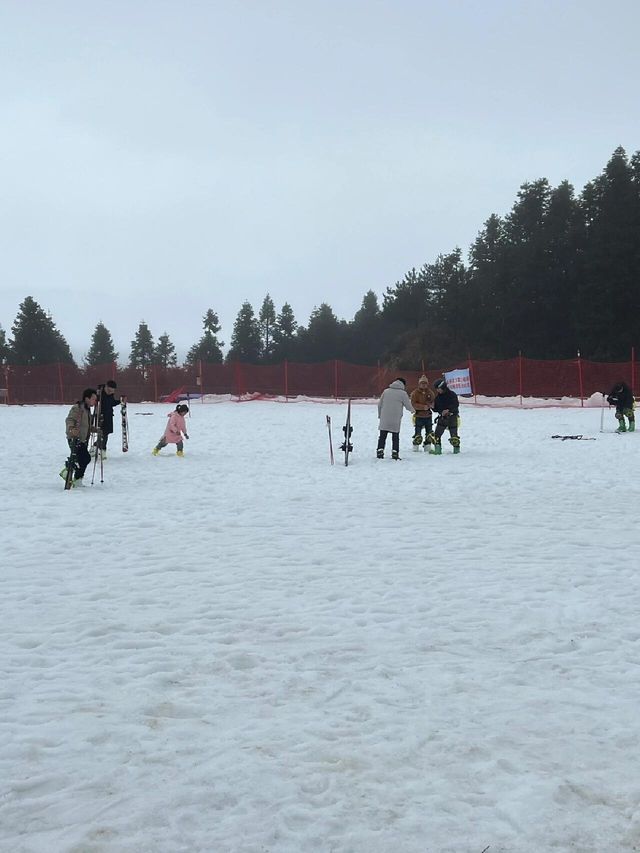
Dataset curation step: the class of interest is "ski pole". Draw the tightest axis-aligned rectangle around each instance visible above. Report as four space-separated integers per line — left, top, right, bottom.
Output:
326 415 334 465
600 391 606 433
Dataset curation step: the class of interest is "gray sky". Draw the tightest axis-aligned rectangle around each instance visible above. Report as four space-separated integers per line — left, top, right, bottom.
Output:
1 0 639 363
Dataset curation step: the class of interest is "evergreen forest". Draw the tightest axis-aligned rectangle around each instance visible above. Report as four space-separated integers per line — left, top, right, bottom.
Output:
2 147 639 370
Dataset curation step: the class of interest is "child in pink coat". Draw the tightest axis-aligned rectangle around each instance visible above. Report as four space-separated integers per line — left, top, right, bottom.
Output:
152 404 190 456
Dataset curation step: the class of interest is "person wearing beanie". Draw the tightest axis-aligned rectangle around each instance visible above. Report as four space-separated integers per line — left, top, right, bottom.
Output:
432 378 461 454
376 377 414 460
410 375 436 451
152 403 190 457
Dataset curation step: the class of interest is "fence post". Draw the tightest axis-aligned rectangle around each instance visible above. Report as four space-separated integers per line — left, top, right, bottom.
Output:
233 361 243 398
577 350 584 407
518 351 523 407
284 360 289 400
467 352 477 404
57 362 64 403
334 360 339 399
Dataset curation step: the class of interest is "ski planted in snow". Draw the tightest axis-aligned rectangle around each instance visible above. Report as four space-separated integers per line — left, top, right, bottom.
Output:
326 415 334 465
340 399 353 466
121 401 129 452
64 438 79 491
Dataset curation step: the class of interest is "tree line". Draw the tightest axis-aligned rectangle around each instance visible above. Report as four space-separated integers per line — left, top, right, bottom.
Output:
2 146 639 370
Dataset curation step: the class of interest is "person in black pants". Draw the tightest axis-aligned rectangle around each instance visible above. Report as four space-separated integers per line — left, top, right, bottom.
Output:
60 388 98 486
432 378 460 454
606 381 635 433
96 381 127 457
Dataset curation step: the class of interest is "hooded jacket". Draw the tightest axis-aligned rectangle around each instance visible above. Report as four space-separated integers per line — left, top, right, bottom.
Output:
378 380 414 432
162 411 188 444
433 386 459 417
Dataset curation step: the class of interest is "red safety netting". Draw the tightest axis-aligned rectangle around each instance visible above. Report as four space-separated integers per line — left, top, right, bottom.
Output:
2 358 637 404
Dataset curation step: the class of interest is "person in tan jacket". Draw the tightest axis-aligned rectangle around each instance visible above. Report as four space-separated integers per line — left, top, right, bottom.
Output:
410 375 435 450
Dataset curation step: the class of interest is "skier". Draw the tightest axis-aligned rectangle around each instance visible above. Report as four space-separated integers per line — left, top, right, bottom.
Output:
376 378 414 460
432 378 460 454
152 404 190 457
60 387 98 486
606 381 635 433
96 380 127 458
410 375 436 450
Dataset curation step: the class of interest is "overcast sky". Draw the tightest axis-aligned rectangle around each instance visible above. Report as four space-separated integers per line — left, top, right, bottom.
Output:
1 0 639 362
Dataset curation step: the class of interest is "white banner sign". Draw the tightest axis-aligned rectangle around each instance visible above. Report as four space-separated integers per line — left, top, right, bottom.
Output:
443 368 473 396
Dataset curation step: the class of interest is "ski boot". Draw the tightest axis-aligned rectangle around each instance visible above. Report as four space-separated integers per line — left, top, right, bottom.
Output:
152 447 160 456
376 448 384 459
391 450 400 461
412 435 423 452
425 432 436 451
450 436 461 454
176 450 185 457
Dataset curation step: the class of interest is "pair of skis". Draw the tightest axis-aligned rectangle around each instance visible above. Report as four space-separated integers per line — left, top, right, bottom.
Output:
327 400 353 466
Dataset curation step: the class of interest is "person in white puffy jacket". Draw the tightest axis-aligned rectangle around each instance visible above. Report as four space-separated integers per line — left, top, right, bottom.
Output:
376 378 414 460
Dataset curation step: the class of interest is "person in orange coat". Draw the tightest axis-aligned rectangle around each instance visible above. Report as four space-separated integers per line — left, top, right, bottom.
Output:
410 375 436 450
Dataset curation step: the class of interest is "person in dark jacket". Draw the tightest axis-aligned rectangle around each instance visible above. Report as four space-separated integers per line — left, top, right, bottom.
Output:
606 381 635 433
96 380 127 457
432 378 460 454
60 387 98 486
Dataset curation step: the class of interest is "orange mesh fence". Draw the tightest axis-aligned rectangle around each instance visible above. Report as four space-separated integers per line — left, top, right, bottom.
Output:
3 358 638 404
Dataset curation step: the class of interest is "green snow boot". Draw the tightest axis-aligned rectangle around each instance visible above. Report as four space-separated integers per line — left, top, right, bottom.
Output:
628 420 635 432
430 443 442 455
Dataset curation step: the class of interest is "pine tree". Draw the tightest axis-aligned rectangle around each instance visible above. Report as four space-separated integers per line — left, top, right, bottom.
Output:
296 303 346 362
346 290 382 364
271 303 298 361
226 302 262 363
154 332 177 367
258 293 277 362
129 321 155 371
577 147 640 358
185 309 224 365
8 296 76 366
0 325 8 364
85 322 118 366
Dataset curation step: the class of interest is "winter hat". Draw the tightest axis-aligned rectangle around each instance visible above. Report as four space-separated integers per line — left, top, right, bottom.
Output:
418 375 429 385
434 378 447 390
176 404 189 415
395 377 406 386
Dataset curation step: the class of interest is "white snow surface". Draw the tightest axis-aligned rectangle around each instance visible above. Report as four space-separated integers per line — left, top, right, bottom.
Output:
1 400 640 853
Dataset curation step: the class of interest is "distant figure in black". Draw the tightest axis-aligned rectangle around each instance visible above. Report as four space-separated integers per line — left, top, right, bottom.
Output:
96 380 127 457
432 378 460 454
606 381 635 433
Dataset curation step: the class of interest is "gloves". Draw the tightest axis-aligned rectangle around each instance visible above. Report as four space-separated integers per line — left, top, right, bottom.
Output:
184 434 189 440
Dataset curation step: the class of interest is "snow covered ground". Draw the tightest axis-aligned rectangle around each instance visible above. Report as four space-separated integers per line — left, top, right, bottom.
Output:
1 400 640 853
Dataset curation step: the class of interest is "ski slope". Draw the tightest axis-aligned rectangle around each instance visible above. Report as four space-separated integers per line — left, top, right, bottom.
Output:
1 400 639 853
